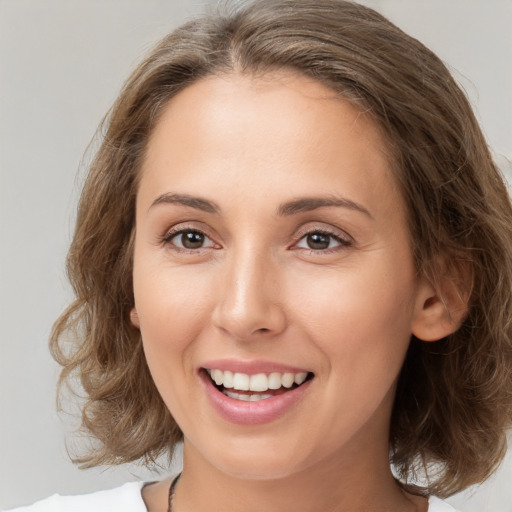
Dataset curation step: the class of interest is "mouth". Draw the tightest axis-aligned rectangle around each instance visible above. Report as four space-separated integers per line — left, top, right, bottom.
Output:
202 368 314 402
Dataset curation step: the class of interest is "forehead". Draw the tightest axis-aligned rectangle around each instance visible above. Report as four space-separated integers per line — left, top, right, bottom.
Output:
139 71 402 219
146 71 391 159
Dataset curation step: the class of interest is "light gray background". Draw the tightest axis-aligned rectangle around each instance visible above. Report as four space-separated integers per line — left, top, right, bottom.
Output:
1 0 511 510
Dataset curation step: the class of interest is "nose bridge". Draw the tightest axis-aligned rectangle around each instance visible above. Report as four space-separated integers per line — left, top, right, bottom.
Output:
213 242 286 339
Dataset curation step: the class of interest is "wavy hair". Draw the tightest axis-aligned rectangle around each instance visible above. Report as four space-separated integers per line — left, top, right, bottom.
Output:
50 0 512 497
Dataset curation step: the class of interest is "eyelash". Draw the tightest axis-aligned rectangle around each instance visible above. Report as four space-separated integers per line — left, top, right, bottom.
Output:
160 226 353 254
292 229 353 254
161 227 218 253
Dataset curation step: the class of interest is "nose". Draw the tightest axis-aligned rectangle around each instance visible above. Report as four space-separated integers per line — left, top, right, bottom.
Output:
212 247 287 340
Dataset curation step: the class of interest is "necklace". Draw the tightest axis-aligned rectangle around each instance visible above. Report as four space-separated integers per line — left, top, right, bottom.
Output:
167 473 182 512
166 472 426 512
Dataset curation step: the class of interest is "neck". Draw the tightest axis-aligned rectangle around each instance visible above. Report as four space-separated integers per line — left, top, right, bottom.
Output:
168 440 425 512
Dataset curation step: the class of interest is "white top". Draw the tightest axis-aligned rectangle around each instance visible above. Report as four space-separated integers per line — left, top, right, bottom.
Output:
4 481 459 511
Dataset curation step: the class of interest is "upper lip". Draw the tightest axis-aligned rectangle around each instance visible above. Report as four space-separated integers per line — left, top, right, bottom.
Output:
200 358 312 375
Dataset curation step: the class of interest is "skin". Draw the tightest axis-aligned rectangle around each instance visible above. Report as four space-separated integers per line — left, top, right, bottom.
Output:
132 72 459 512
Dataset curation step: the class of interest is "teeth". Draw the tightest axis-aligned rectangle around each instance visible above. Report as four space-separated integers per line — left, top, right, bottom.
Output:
294 372 308 385
281 373 295 388
249 373 268 392
268 372 282 389
233 372 249 390
207 369 309 392
223 370 234 388
213 369 223 386
224 390 273 401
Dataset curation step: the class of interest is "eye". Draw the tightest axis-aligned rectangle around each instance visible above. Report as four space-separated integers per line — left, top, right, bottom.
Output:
165 229 216 250
295 230 350 251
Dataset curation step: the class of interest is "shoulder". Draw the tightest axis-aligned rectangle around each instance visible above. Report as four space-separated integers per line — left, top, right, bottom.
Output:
3 481 147 512
429 496 460 512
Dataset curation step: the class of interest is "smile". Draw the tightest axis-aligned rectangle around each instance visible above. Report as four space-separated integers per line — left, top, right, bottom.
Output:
206 369 310 401
200 365 314 424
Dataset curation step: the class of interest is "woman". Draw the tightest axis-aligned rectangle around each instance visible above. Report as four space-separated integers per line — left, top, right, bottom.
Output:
8 0 512 510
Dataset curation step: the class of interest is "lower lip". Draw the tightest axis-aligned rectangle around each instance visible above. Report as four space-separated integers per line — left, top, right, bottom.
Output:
200 371 313 425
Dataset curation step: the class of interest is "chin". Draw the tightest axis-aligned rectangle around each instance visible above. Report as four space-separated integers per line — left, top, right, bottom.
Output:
196 437 317 481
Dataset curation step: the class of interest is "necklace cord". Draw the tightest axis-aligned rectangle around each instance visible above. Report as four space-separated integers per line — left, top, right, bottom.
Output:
167 472 182 512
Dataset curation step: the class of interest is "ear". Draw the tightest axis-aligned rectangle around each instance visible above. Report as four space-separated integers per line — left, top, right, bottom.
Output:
130 307 140 329
412 262 470 342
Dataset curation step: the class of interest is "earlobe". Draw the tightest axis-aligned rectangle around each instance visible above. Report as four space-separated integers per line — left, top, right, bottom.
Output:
412 274 469 342
130 307 140 329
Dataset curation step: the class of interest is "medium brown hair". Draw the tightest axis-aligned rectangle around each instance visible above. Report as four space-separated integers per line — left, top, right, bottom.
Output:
51 0 512 497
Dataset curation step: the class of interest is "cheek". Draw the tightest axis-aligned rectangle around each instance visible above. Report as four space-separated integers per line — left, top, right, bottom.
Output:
290 264 416 434
289 259 417 370
134 260 214 337
133 267 215 425
132 262 216 396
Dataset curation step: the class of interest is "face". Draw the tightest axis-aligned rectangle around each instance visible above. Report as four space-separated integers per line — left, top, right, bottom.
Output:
131 72 432 480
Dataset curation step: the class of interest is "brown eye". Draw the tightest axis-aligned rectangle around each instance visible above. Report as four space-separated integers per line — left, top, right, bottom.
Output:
167 229 215 250
180 231 205 249
306 233 331 250
295 230 349 252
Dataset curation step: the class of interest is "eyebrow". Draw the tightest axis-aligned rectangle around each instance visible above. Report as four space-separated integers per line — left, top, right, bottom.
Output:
149 193 221 214
149 192 372 219
277 196 372 218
